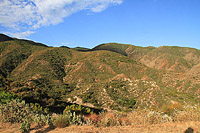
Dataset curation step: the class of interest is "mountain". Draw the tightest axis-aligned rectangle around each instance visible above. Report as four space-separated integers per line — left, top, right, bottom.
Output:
93 43 200 72
0 34 14 42
0 34 200 112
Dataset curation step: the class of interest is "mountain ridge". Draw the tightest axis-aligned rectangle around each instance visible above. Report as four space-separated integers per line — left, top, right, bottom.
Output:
0 34 200 112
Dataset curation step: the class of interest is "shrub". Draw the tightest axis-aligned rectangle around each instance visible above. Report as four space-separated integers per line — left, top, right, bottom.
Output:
20 119 31 133
64 110 84 125
0 99 34 123
145 111 164 124
126 109 173 125
30 103 49 114
173 105 200 122
53 114 70 128
161 103 183 116
54 110 85 128
63 104 93 115
84 113 100 125
0 90 19 104
33 114 53 128
97 112 123 127
0 98 53 131
118 116 131 126
106 80 136 111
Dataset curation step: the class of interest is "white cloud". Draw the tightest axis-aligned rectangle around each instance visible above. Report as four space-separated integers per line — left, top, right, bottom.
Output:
4 31 35 38
0 0 123 38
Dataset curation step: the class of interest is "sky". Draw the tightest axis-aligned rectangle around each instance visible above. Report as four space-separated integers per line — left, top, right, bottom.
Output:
0 0 200 49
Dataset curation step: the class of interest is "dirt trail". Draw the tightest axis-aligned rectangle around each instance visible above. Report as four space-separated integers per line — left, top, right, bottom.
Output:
1 121 200 133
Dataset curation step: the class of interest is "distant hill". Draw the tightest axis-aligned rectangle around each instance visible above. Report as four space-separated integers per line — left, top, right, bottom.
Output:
93 43 131 56
0 34 14 42
93 43 200 72
16 39 48 47
72 47 91 52
0 34 200 112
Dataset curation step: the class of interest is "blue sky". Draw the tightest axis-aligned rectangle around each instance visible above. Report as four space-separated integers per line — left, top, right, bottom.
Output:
0 0 200 49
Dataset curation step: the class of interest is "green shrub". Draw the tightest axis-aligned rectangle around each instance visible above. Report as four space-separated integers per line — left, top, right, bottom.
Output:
54 110 85 128
30 103 49 114
0 90 19 104
64 110 84 125
53 114 70 128
106 80 136 111
33 114 53 128
63 104 93 115
20 119 31 133
0 98 52 129
0 99 34 123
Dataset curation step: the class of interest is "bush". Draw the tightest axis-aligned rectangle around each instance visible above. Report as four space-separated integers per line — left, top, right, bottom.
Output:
33 114 53 128
54 110 86 128
0 98 53 132
20 119 31 133
0 90 19 104
53 114 70 128
84 113 100 125
64 110 84 125
63 104 93 115
106 80 136 111
173 105 200 122
30 103 49 114
0 99 34 123
97 112 127 127
161 103 183 116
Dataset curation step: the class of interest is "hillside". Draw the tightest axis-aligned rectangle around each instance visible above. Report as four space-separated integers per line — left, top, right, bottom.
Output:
0 34 200 112
93 43 200 72
0 34 14 42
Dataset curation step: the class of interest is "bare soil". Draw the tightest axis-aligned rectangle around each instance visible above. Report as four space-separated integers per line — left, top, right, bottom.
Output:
1 121 200 133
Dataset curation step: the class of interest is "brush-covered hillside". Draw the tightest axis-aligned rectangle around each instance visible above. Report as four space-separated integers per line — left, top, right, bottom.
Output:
93 43 200 72
0 34 200 112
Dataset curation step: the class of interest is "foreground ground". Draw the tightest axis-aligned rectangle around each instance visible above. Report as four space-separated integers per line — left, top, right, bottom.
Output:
0 121 200 133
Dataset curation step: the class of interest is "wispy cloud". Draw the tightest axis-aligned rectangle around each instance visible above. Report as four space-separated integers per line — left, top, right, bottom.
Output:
3 31 35 38
0 0 123 38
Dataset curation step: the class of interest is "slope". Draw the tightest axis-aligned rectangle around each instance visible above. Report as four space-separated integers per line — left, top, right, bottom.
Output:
0 34 200 112
93 43 200 72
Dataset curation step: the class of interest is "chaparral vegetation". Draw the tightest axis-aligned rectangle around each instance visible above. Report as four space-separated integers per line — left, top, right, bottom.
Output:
1 34 200 132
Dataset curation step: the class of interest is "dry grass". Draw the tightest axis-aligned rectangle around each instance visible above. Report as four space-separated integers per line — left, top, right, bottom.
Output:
1 105 200 132
84 113 100 125
45 122 200 133
94 104 200 128
53 114 70 128
1 121 200 133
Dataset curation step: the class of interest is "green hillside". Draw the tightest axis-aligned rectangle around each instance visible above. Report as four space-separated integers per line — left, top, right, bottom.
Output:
0 34 200 113
93 43 200 72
